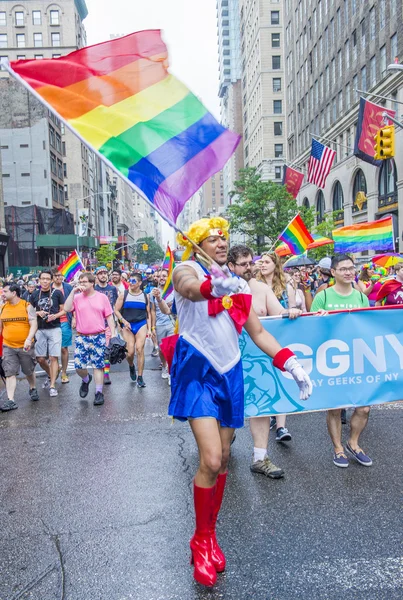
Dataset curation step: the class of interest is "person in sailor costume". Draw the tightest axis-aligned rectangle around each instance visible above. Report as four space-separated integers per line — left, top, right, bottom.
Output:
166 217 312 587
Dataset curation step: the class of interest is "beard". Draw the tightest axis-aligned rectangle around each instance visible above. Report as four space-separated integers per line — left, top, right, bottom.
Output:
242 271 252 281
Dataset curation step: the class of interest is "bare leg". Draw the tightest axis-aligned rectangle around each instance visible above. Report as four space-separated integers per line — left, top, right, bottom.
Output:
5 376 17 400
37 357 51 378
135 325 147 377
122 328 135 366
61 347 69 375
49 356 59 387
219 426 235 474
190 418 224 488
76 368 89 379
93 368 104 388
26 373 36 389
327 409 344 453
348 407 370 449
159 349 167 368
276 414 286 428
249 416 270 449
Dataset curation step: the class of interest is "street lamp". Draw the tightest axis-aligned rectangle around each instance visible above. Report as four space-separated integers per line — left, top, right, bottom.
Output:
71 192 111 253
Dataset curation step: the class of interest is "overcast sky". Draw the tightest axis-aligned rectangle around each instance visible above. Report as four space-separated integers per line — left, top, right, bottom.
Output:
84 0 220 246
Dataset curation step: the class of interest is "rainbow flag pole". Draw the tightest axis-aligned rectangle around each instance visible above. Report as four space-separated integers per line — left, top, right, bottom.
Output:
276 213 314 255
58 250 84 282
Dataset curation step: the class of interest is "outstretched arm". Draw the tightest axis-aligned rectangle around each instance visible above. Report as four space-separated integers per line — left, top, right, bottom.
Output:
173 266 206 302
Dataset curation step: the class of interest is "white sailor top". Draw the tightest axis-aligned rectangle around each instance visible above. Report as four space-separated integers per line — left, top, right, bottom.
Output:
174 261 251 375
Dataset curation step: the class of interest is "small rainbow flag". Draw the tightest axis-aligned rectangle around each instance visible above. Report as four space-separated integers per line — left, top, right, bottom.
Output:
333 216 394 253
275 242 292 257
58 250 84 282
278 214 314 255
9 31 240 224
161 245 175 300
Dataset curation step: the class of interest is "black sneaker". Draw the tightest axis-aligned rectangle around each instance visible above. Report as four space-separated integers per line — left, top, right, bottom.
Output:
276 427 292 442
137 376 146 388
129 364 137 381
0 400 18 412
270 416 276 430
94 392 104 406
29 388 39 402
79 374 92 398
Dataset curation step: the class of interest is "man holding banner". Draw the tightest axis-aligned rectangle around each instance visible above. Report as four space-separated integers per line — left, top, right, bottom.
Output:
311 254 372 468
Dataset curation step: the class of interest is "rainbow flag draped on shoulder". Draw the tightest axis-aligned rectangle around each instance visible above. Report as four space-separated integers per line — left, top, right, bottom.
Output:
58 250 84 282
332 216 394 253
8 31 240 224
161 245 175 299
278 214 314 255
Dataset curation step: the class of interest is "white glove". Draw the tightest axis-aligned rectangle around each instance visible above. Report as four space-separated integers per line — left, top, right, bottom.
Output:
284 357 313 401
210 265 243 297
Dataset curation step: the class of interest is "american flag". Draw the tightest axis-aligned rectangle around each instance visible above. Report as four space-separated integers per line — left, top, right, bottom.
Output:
307 139 336 189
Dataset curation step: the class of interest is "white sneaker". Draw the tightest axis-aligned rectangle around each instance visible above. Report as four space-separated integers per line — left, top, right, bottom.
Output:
42 377 50 389
49 387 58 397
161 367 169 379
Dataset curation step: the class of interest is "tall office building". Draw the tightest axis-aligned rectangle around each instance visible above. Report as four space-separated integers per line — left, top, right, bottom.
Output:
285 0 403 251
217 0 244 202
239 0 287 182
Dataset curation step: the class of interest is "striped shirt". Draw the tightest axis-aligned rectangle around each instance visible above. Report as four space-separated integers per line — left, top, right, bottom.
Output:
121 291 148 324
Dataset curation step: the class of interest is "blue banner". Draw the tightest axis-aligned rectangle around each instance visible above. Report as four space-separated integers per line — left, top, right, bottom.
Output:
240 308 403 416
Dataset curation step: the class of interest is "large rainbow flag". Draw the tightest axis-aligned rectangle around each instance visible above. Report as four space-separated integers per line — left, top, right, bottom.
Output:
333 216 394 253
278 214 314 255
161 245 175 299
58 250 84 282
8 31 240 224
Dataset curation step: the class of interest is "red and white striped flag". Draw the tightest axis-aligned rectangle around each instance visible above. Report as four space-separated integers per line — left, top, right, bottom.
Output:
307 139 336 189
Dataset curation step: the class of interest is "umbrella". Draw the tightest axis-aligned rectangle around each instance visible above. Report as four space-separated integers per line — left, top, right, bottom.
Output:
372 253 403 269
283 254 316 268
307 234 334 250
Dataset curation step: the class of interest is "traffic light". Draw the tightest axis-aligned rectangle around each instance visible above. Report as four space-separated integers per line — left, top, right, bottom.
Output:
142 243 148 252
374 125 395 160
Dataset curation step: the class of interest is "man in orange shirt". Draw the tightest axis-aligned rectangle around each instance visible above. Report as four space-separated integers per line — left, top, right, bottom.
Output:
0 283 39 411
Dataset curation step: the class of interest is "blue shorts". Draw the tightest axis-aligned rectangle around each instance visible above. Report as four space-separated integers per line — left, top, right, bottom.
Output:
74 333 106 370
168 337 244 429
130 320 147 335
61 322 72 347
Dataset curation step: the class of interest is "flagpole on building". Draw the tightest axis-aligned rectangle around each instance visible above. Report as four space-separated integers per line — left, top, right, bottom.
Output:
355 88 403 106
309 132 353 152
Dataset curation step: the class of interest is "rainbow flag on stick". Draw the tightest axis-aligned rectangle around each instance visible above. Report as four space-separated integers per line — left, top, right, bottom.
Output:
58 250 84 282
8 31 240 225
161 245 175 299
278 214 314 255
332 216 394 253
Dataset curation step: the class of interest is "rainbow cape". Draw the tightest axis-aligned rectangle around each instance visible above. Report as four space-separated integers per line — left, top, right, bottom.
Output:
9 31 240 224
333 216 394 253
278 214 314 255
58 250 84 282
161 245 175 300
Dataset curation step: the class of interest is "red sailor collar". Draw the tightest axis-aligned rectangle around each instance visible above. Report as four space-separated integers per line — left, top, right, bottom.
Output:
208 293 252 334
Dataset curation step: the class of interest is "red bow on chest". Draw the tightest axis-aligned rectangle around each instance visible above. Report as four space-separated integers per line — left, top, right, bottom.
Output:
208 293 252 333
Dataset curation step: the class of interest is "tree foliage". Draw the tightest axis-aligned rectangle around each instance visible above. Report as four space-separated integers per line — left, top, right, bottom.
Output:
227 168 315 253
135 236 164 264
309 211 339 261
95 243 118 267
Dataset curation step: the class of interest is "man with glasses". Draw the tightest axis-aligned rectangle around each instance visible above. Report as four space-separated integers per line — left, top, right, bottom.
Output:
228 245 301 479
311 254 371 468
52 268 73 384
30 270 65 397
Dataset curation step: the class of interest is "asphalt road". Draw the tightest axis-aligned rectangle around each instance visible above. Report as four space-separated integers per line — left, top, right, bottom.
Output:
1 343 402 600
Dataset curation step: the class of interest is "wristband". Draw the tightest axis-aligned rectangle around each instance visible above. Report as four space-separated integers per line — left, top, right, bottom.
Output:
200 277 215 300
273 347 295 372
151 326 156 331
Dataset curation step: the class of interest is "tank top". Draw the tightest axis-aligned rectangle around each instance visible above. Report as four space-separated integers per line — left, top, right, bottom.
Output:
174 261 250 374
121 291 148 324
0 299 31 348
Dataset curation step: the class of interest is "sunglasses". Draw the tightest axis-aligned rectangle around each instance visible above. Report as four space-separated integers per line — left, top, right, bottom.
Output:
129 278 139 283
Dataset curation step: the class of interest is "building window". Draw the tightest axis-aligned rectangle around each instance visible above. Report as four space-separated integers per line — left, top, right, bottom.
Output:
275 166 282 179
302 197 310 209
369 7 376 40
332 181 344 212
52 54 62 58
271 11 280 25
272 56 281 69
361 65 367 91
352 75 358 101
370 56 376 87
50 10 60 26
16 55 25 60
15 11 24 27
0 34 8 49
391 34 398 63
378 159 397 209
35 55 43 60
274 122 283 135
379 0 385 29
361 19 366 49
345 40 349 69
51 32 61 47
0 56 7 71
274 144 283 157
272 33 280 48
16 34 26 48
21 173 30 177
32 10 41 25
345 83 351 108
316 191 325 224
0 12 6 26
391 0 397 15
380 45 386 74
273 77 281 92
273 100 282 114
34 33 43 47
352 169 367 212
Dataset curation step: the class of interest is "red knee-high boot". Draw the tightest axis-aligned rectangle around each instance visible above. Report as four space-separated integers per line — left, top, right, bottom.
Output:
210 471 227 572
190 482 217 587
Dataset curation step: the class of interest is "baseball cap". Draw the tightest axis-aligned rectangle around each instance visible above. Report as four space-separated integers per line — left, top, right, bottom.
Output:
95 265 108 274
318 257 332 270
145 268 153 274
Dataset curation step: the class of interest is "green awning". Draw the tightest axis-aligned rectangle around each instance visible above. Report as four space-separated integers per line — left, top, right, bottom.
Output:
36 235 99 249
